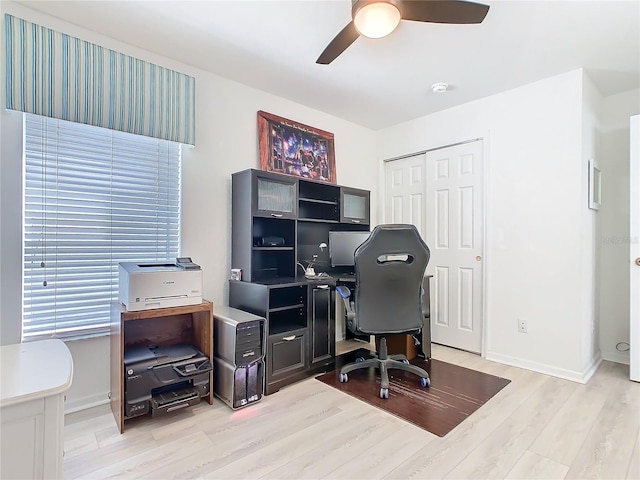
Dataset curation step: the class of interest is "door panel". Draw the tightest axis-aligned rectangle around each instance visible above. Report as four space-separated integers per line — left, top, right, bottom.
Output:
385 155 426 233
426 141 483 353
435 266 449 327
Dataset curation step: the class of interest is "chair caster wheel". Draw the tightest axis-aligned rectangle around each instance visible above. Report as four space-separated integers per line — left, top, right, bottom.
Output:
380 388 389 399
339 373 348 383
355 357 365 363
421 377 430 388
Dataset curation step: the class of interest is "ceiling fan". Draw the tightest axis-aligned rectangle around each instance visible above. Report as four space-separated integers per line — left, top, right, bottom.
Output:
316 0 490 65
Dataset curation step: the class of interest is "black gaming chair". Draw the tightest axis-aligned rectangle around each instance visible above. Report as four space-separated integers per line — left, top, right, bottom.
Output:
336 224 431 399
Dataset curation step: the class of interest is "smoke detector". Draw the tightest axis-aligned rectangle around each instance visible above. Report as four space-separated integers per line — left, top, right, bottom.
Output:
431 82 448 93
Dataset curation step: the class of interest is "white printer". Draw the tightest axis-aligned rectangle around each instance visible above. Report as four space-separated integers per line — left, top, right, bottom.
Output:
118 259 202 311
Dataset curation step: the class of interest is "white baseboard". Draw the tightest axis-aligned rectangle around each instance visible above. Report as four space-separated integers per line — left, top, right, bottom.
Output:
65 392 110 414
485 351 602 384
601 349 630 365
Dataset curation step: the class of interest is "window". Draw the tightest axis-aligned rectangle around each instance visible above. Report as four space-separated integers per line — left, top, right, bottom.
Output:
23 113 182 340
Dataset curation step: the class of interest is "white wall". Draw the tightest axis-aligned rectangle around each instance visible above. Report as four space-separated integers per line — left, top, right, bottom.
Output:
180 71 378 308
377 69 599 382
0 109 23 346
599 88 640 364
0 1 377 411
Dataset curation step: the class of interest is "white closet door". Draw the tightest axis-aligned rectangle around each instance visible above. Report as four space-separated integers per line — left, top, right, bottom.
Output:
426 140 484 354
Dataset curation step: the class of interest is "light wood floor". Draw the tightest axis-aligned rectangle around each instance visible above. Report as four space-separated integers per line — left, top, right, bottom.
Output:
64 345 640 479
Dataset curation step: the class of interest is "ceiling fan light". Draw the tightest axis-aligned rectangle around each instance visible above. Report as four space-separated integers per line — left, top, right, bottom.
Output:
353 2 401 39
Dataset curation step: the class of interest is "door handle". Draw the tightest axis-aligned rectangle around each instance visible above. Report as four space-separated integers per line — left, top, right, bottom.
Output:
635 258 640 266
476 256 482 261
282 335 296 341
271 213 283 218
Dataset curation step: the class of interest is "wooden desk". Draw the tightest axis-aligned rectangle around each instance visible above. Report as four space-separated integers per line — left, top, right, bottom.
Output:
1 339 73 479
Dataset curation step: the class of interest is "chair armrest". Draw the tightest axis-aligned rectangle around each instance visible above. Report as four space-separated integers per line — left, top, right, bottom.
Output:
336 285 355 322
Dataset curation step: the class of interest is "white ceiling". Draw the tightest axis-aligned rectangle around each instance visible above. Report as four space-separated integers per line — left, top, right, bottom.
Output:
15 0 640 129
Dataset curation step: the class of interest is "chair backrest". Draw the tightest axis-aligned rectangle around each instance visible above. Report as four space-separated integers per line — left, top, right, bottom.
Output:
352 224 430 335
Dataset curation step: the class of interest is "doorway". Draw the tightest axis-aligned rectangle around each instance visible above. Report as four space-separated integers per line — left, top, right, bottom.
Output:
631 114 639 382
383 140 485 353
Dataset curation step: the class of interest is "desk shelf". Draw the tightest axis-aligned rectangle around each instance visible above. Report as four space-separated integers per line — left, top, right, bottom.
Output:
299 197 338 205
270 319 305 336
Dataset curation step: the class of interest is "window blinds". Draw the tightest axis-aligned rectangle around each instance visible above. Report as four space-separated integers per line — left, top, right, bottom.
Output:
23 113 181 340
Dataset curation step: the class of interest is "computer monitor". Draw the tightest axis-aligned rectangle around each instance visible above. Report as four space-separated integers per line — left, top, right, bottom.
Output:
329 231 371 267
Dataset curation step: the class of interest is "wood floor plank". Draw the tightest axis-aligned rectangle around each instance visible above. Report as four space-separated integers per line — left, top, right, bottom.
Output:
565 375 640 479
321 422 431 480
189 399 349 477
504 450 570 479
75 431 213 480
628 428 640 480
586 360 629 390
529 383 608 466
63 431 99 460
205 403 392 479
383 367 550 479
443 376 576 479
64 423 157 479
260 399 427 480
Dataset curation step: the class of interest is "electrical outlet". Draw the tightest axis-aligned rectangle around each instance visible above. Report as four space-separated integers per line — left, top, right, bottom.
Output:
518 318 527 333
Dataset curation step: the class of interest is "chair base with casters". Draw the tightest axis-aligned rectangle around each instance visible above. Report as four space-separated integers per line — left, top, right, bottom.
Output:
338 337 430 399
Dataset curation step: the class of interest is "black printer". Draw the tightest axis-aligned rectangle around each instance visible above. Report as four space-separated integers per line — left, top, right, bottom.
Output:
124 344 212 418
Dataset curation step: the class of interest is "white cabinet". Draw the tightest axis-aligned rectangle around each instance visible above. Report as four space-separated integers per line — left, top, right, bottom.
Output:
1 339 73 479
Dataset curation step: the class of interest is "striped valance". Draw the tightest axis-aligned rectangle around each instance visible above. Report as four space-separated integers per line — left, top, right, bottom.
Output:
4 14 195 145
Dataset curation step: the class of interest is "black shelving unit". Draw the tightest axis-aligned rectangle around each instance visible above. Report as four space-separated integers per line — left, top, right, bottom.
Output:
230 169 370 394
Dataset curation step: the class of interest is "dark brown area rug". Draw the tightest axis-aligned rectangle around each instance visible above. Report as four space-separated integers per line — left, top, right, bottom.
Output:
316 357 511 437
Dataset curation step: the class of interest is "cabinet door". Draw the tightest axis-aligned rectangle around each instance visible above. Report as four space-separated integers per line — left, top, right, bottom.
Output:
341 187 370 225
268 330 306 379
1 399 45 479
309 286 334 366
253 171 297 219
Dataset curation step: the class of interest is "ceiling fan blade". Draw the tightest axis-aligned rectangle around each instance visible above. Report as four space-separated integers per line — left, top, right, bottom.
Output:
316 21 360 65
400 0 489 24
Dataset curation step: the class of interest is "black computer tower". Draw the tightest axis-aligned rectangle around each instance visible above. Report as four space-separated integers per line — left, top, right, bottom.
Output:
213 306 266 409
213 357 264 409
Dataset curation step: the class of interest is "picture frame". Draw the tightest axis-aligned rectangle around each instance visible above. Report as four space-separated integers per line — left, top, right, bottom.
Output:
257 110 337 183
588 159 601 210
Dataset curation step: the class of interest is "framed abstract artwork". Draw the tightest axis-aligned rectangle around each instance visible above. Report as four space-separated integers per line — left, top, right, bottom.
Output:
257 110 336 184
